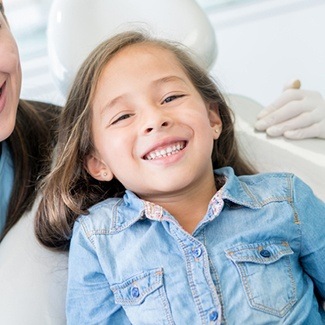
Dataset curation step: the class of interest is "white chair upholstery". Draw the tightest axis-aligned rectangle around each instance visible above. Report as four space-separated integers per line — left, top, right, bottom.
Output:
0 198 68 325
47 0 217 97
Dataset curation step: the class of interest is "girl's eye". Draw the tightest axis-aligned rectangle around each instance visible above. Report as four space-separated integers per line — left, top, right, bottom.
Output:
162 94 184 104
111 113 132 125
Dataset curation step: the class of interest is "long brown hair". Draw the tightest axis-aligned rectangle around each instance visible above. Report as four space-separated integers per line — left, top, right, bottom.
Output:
1 100 59 240
35 31 256 251
0 2 60 240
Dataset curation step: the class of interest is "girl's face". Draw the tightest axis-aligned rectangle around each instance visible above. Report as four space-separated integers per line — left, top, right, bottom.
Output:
87 44 222 203
0 1 22 142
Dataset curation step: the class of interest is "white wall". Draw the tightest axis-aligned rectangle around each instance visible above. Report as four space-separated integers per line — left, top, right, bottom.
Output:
207 0 325 106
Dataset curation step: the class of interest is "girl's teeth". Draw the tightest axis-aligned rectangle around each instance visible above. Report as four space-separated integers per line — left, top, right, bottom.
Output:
145 142 185 160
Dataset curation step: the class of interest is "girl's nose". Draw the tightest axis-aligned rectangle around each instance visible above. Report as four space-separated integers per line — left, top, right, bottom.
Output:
144 121 171 134
142 108 173 135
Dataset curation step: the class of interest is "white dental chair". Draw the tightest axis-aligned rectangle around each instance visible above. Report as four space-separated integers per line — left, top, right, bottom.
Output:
0 1 323 324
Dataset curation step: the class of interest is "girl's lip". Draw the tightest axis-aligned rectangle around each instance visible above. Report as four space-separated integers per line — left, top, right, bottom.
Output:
0 81 7 114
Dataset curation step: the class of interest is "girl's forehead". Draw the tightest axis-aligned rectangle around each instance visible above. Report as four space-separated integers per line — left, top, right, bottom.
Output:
92 43 193 105
116 43 176 62
103 43 182 76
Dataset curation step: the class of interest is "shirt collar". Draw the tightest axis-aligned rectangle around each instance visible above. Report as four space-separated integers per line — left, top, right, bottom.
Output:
113 167 262 230
216 167 263 209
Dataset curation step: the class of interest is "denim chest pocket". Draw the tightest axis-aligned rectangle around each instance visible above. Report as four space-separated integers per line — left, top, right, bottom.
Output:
225 241 297 318
110 268 174 324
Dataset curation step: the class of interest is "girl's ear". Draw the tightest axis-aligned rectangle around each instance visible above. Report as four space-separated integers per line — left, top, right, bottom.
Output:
208 103 223 139
85 154 114 181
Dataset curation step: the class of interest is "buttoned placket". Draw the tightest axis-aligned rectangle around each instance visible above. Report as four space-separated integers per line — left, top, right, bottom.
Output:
170 224 222 324
142 193 224 324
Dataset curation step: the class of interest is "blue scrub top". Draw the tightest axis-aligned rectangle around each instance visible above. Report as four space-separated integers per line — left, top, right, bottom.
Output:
0 141 14 235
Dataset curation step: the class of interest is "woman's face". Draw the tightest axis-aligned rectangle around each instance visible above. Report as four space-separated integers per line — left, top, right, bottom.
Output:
0 1 22 142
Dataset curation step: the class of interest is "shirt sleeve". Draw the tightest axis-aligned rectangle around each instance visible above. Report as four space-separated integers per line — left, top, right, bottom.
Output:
66 218 131 325
293 175 325 300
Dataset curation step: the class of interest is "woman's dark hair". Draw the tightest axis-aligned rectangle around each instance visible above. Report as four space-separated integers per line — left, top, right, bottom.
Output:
1 100 60 240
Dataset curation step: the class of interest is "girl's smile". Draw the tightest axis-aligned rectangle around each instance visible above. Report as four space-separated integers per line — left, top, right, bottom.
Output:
142 139 187 161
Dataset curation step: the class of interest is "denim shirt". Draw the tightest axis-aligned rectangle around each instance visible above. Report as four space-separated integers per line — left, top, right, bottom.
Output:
67 167 325 325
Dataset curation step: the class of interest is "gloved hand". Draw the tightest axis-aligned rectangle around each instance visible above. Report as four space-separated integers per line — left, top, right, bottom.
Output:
254 79 325 139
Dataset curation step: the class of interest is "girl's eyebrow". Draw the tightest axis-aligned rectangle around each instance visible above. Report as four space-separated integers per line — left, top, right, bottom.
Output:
153 75 188 88
100 75 188 116
100 95 126 116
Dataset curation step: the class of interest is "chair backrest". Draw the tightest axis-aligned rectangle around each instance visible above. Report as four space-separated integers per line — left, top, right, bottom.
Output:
227 93 325 201
47 0 218 97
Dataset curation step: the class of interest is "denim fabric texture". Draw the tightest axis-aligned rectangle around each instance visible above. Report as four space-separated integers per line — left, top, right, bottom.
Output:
67 167 325 324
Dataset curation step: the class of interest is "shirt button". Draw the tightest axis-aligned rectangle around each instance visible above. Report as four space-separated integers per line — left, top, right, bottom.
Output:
192 247 202 258
131 286 140 298
210 310 218 321
260 249 271 258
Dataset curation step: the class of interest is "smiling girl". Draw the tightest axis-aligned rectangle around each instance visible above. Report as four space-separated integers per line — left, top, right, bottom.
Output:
36 31 325 324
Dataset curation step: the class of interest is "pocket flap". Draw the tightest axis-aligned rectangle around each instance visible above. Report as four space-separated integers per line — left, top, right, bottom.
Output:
110 268 164 305
225 241 293 264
